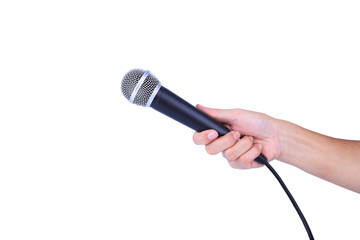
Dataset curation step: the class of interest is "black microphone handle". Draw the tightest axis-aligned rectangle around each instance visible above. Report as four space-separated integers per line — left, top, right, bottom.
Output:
150 86 267 165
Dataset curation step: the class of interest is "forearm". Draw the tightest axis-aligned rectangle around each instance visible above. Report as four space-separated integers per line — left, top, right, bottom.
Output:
276 120 360 193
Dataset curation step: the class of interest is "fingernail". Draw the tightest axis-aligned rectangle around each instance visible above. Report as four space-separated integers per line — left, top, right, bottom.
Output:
233 132 240 139
207 131 218 140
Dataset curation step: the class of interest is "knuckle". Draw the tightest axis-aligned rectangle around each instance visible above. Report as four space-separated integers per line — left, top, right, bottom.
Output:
243 136 254 148
192 134 199 145
255 146 261 156
205 145 216 155
224 149 236 161
237 159 252 169
193 132 207 145
238 155 250 165
246 136 254 143
241 163 252 169
227 133 237 144
228 160 238 169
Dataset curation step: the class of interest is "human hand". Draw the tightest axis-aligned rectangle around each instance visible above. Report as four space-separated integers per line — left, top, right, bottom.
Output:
193 105 281 169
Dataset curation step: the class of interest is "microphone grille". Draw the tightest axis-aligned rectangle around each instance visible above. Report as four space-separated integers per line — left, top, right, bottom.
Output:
121 69 160 107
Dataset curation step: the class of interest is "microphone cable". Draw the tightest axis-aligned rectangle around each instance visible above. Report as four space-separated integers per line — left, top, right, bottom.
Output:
256 154 314 240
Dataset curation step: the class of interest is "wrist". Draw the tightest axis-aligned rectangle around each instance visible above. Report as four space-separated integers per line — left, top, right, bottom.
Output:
274 119 319 169
274 119 301 164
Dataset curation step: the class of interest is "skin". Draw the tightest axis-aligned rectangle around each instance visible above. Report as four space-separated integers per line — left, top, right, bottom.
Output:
193 104 360 193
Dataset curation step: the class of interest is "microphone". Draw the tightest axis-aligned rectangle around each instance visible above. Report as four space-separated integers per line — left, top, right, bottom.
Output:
120 68 314 240
121 69 267 165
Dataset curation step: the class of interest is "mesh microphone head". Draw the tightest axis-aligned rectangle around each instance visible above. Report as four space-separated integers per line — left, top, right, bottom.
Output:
121 69 161 107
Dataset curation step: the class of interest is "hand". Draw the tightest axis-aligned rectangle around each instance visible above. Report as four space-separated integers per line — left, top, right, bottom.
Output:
193 105 281 169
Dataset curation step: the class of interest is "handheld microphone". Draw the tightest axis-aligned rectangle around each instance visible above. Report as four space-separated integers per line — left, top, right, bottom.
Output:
121 69 314 240
121 69 267 164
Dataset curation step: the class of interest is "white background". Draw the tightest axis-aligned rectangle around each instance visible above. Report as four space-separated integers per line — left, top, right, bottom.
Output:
0 0 359 239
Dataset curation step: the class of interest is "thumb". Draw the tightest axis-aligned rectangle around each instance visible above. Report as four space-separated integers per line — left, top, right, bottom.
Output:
196 104 237 124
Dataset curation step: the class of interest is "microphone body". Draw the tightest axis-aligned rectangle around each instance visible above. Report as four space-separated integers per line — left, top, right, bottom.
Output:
150 86 229 135
150 86 267 164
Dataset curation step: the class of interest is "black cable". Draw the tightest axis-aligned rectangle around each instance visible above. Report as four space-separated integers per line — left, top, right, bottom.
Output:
263 160 315 240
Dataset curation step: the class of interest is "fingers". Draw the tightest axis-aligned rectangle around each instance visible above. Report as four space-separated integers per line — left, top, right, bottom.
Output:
193 128 264 169
205 131 240 155
193 130 240 154
223 136 254 161
193 130 218 145
223 136 263 168
227 143 263 169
